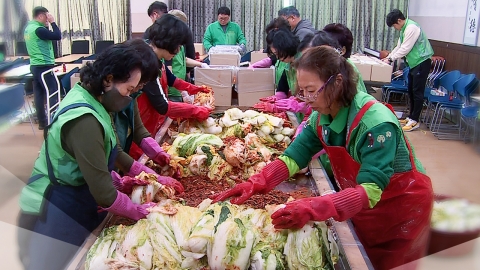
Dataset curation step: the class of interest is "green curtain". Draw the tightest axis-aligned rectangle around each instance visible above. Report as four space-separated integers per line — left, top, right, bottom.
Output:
169 0 284 51
5 0 130 56
170 0 407 52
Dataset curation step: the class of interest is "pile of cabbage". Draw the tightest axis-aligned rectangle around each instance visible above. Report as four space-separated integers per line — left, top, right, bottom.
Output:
431 199 480 232
177 108 295 145
85 200 338 270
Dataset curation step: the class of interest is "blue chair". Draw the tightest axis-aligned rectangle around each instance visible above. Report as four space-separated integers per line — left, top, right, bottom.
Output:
461 105 479 143
423 70 462 125
381 67 409 104
430 74 478 140
71 40 90 54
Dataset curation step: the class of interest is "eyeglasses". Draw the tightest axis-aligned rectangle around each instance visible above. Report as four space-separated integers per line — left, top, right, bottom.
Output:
296 75 334 102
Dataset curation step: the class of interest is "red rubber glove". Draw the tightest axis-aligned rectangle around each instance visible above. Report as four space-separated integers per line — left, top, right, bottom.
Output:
271 186 369 229
140 137 170 166
157 175 184 194
212 160 289 204
259 92 288 103
166 102 212 121
172 79 211 95
253 102 279 113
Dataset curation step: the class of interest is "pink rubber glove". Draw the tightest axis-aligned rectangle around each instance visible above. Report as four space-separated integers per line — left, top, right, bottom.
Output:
275 97 311 114
111 171 149 194
251 57 273 68
212 160 289 204
157 175 185 194
293 121 306 140
253 102 279 113
126 160 157 177
259 91 288 103
103 191 156 220
140 137 170 166
271 186 369 229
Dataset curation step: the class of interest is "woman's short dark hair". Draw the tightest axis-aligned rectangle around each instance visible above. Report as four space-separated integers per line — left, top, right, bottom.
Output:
323 23 354 58
309 30 341 52
293 46 358 108
386 9 406 27
265 17 290 34
297 32 314 52
270 29 299 60
123 39 159 83
80 44 143 96
218 6 230 16
148 14 188 55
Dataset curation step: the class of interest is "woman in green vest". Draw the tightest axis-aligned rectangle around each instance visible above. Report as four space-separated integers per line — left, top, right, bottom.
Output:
213 46 433 270
254 29 302 114
17 44 175 270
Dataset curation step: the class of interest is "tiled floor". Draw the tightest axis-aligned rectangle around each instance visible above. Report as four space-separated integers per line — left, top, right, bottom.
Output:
0 121 479 269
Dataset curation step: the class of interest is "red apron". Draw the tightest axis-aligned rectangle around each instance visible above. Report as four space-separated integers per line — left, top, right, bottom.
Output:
129 65 169 160
317 101 433 270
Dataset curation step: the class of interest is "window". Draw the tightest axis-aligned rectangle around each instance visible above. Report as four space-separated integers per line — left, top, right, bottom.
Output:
283 0 292 7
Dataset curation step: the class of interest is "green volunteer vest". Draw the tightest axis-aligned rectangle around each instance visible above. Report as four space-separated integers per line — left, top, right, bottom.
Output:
400 19 434 68
169 46 186 98
24 20 55 66
19 84 117 214
308 91 425 174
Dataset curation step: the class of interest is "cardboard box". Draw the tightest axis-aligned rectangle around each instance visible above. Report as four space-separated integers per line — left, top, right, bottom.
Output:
350 55 393 82
209 52 240 66
195 66 234 106
236 67 275 106
194 43 204 55
250 52 269 65
369 58 393 83
70 73 81 89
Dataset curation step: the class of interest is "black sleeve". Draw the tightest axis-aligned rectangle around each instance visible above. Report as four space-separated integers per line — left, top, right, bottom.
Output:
277 71 289 95
35 23 61 40
61 114 117 207
142 78 169 115
185 29 196 73
166 66 177 86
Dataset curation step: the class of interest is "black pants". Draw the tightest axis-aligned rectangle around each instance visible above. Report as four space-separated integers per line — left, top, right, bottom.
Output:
407 59 431 122
30 65 58 128
17 184 105 270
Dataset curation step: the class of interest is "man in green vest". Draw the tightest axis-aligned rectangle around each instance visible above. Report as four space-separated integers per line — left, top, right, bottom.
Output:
24 6 62 130
383 9 434 132
203 6 247 53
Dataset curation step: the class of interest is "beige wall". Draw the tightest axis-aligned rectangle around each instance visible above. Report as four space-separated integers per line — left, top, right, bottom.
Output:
130 0 168 33
409 0 480 46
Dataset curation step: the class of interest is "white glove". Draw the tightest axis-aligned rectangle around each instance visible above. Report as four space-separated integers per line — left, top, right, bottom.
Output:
200 63 210 69
181 91 194 104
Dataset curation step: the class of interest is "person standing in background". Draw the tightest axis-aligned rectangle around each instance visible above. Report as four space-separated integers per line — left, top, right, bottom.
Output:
143 1 168 40
383 9 433 132
278 6 316 42
168 9 209 103
24 6 61 130
203 6 247 53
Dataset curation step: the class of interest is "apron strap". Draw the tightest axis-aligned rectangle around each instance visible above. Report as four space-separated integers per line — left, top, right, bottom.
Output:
44 103 97 186
346 100 378 146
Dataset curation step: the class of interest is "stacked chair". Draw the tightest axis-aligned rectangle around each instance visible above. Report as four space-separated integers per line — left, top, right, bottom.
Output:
425 72 478 141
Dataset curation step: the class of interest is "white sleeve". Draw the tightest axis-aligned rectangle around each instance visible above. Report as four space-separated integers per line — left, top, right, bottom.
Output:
389 25 421 60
